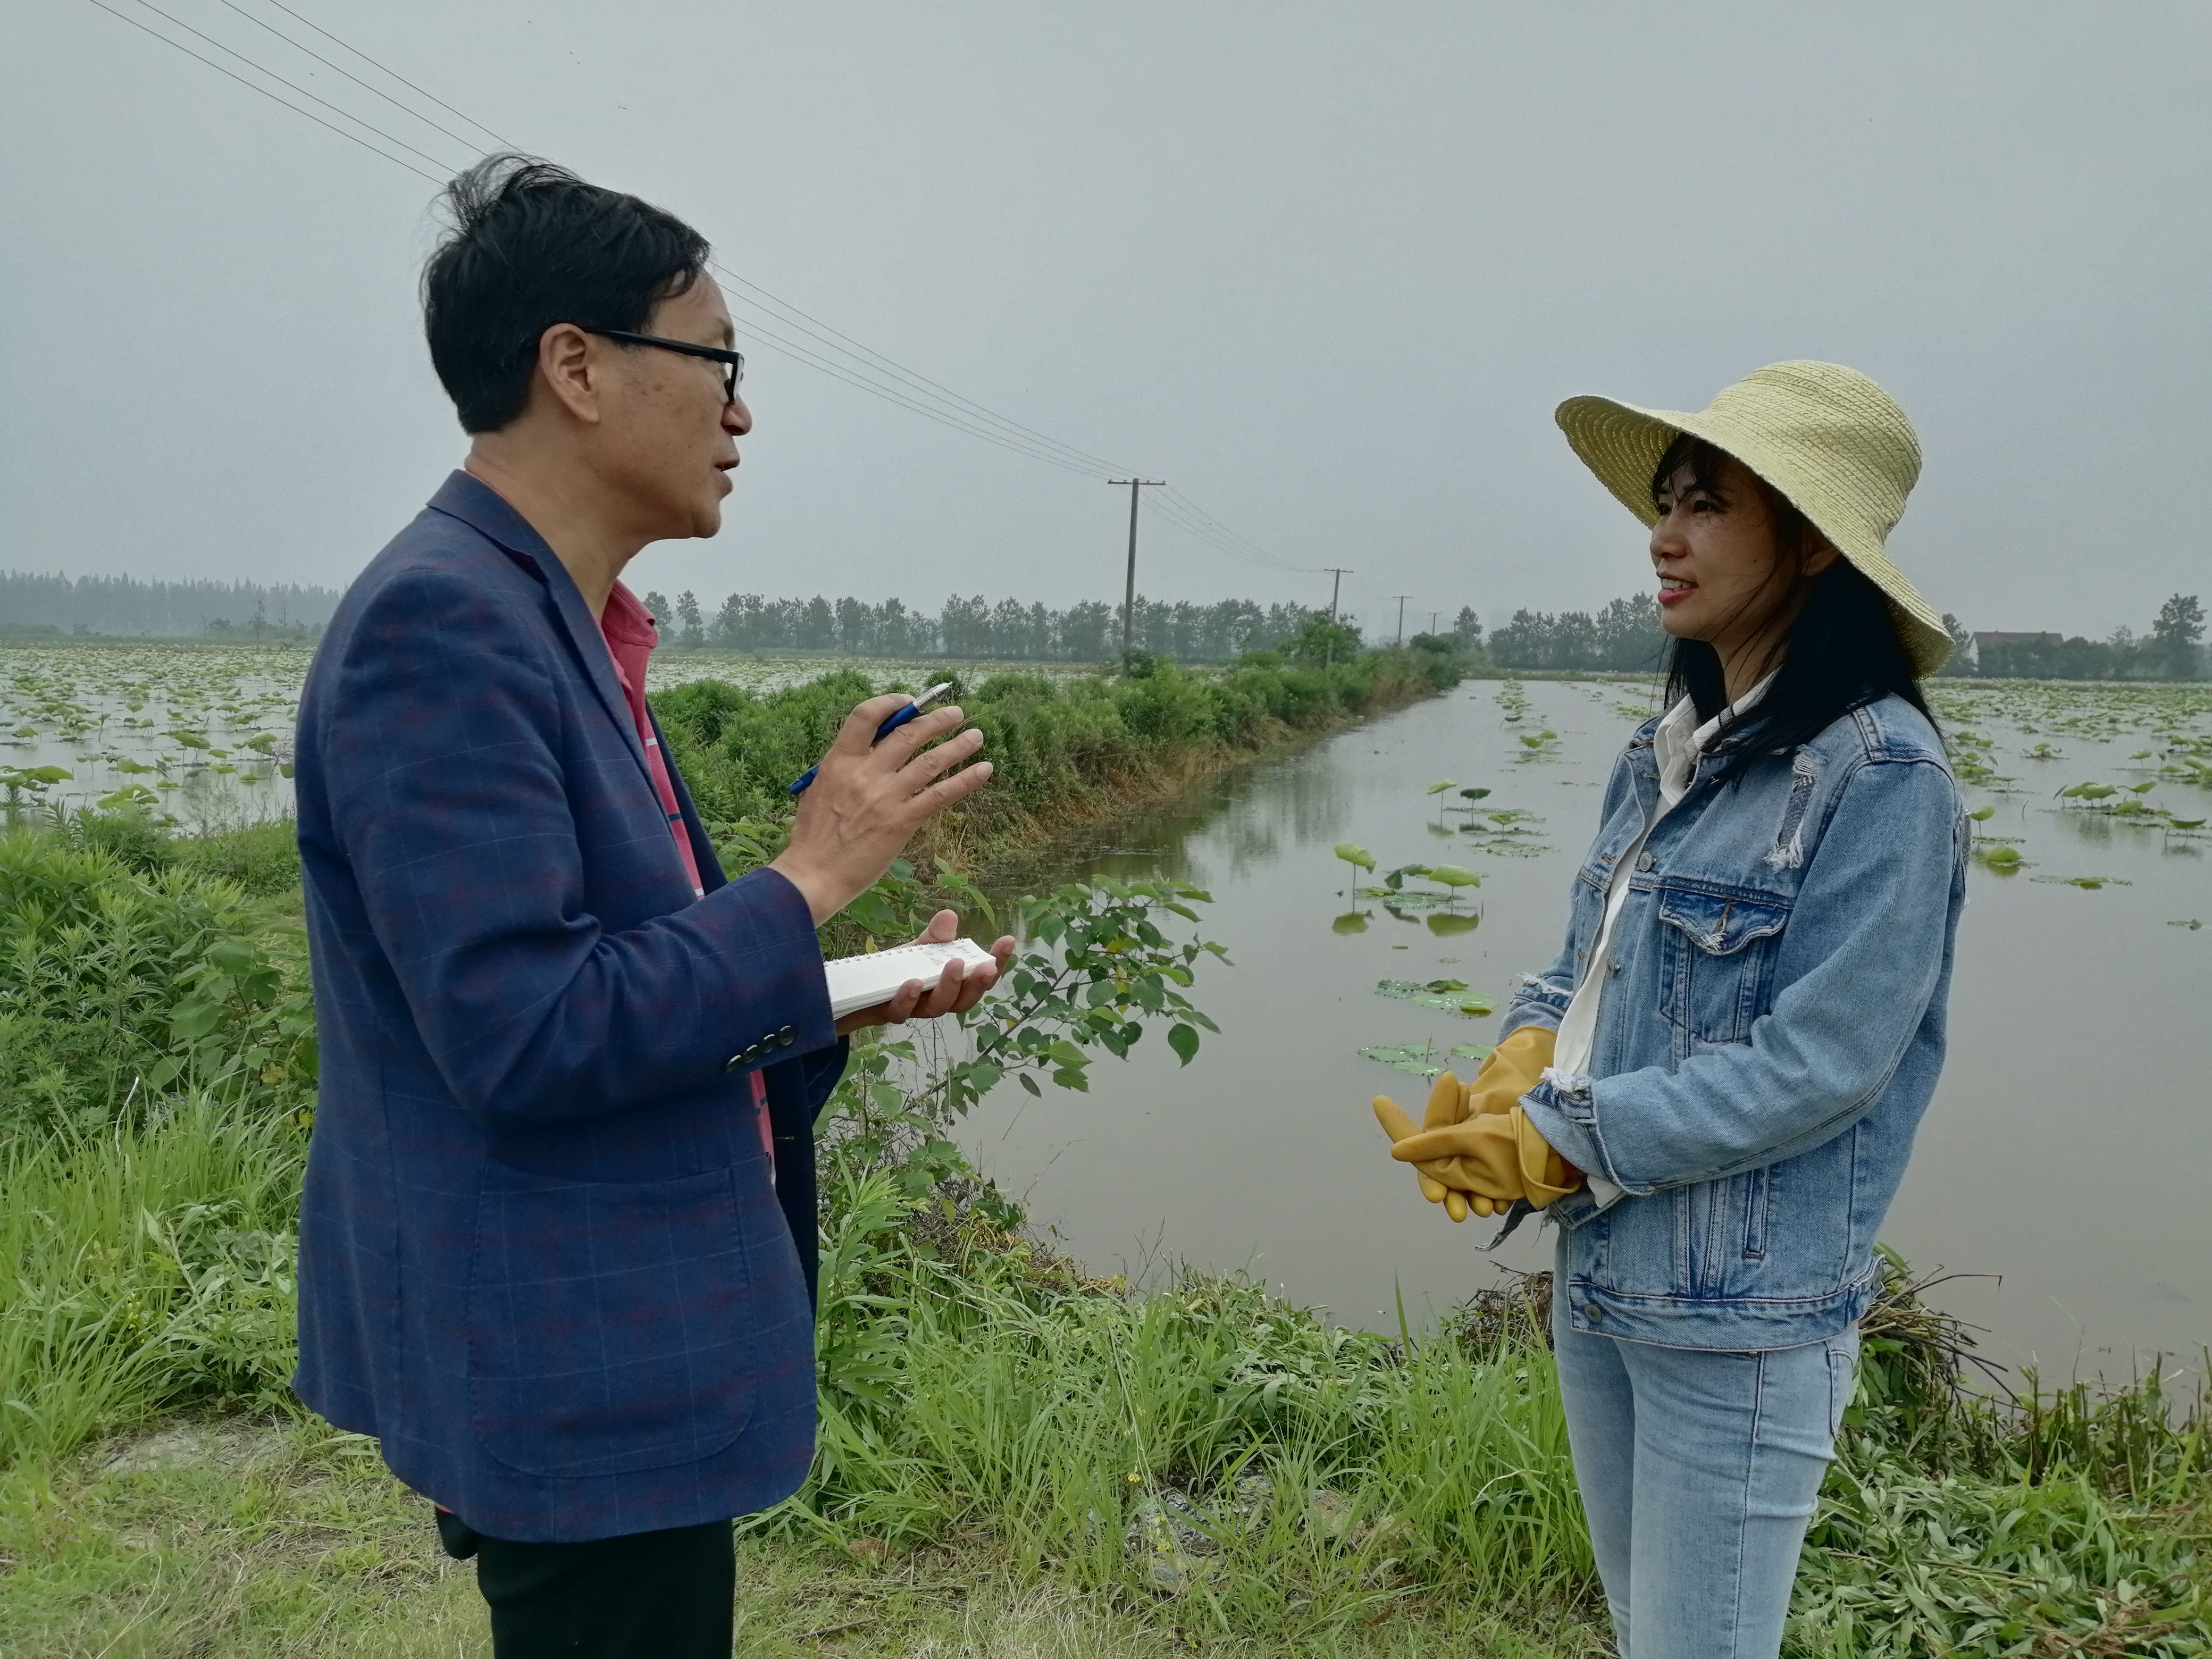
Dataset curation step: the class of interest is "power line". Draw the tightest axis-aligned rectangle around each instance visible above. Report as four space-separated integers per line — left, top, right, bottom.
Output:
89 0 1109 483
210 0 509 157
80 0 1312 580
724 298 1111 479
1141 494 1309 572
114 0 456 174
80 0 446 184
712 270 1135 477
250 0 517 147
1156 487 1315 572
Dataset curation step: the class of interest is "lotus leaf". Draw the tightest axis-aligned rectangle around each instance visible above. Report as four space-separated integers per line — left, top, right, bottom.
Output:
1376 979 1494 1016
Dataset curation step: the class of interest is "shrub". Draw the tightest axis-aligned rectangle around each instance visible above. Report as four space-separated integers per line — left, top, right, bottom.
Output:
0 830 314 1136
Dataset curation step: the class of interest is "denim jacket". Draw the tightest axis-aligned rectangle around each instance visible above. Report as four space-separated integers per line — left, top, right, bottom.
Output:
1506 692 1967 1351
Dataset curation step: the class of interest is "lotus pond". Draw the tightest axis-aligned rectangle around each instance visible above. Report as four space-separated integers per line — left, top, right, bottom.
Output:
0 642 1091 827
968 675 2212 1384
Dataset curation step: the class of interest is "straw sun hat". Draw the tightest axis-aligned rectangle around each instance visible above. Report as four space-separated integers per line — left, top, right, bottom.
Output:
1555 361 1950 675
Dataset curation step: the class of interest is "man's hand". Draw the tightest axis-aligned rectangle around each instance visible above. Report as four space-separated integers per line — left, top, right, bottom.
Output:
835 909 1018 1034
771 694 994 925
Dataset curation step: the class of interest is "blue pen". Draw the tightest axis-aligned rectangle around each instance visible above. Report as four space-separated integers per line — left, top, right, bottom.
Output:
788 683 955 795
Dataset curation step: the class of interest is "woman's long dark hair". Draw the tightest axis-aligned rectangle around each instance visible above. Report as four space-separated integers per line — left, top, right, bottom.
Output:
1655 434 1936 785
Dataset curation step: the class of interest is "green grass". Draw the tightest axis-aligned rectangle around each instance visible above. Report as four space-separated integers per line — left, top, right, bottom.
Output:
4 1107 2205 1656
0 1103 303 1467
0 1418 1607 1658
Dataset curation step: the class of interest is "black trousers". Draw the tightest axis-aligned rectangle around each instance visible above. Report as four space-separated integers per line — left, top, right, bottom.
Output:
436 1509 734 1659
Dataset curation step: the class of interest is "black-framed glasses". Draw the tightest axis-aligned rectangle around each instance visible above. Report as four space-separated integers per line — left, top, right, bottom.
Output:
580 327 745 404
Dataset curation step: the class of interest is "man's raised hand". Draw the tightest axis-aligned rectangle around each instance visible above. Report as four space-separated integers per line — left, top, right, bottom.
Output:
770 693 993 924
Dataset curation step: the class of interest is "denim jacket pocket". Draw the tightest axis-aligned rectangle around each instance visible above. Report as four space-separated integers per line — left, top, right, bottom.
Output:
1674 1167 1774 1296
1655 885 1792 1044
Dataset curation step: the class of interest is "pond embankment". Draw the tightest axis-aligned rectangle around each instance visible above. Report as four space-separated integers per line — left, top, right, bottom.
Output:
650 646 1469 883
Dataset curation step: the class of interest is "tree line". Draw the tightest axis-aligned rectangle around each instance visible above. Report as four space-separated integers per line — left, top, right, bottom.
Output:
1 572 341 639
1478 590 2207 681
638 591 1327 663
7 564 2199 681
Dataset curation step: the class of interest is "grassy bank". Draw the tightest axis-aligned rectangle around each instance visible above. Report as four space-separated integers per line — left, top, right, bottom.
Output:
652 647 1463 872
3 1101 2205 1656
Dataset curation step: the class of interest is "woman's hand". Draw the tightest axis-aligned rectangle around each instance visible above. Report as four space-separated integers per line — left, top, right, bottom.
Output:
834 909 1017 1035
1389 1106 1583 1212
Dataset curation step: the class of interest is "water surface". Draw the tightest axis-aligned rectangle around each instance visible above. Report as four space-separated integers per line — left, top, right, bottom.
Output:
967 678 2212 1379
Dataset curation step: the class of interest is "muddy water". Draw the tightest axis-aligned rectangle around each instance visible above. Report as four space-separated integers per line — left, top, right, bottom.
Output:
965 679 2211 1378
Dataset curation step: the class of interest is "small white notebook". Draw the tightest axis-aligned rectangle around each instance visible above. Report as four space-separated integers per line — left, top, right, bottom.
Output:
823 937 997 1018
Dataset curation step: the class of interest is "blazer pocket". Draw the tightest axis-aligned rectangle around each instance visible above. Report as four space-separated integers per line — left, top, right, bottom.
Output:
1655 886 1791 1044
469 1162 758 1480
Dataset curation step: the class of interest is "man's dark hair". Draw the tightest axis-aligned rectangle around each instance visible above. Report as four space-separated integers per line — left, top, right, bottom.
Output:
422 154 712 433
1653 432 1937 782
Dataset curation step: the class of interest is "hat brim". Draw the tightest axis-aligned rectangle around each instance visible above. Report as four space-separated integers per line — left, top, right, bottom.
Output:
1555 393 1952 676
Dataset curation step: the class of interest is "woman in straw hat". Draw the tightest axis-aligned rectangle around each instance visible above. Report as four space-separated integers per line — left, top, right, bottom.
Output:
1375 363 1966 1657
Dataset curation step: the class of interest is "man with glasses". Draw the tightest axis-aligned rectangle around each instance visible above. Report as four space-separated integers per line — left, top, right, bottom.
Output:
290 154 1011 1658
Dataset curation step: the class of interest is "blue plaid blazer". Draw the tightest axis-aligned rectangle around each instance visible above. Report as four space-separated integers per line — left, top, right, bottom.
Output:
293 471 845 1543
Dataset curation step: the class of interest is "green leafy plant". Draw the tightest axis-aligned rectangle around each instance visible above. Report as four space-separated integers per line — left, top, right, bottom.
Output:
823 877 1228 1208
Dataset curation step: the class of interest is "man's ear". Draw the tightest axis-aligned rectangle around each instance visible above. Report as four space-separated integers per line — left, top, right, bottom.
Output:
534 323 603 426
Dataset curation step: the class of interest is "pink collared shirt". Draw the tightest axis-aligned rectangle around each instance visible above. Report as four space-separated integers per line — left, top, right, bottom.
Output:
598 582 772 1162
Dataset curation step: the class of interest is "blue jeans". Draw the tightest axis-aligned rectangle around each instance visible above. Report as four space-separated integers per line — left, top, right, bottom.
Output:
1553 1296 1858 1659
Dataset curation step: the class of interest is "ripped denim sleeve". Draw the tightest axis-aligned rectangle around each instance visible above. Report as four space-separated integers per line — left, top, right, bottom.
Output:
1518 1070 1649 1197
1500 970 1573 1036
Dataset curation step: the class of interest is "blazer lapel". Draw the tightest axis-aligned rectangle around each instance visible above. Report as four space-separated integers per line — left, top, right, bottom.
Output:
426 472 654 792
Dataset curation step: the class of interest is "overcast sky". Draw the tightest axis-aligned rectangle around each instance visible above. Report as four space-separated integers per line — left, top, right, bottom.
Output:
4 2 2207 635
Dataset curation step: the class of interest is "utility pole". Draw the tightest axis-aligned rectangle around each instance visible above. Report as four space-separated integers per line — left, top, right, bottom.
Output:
1392 594 1411 646
1429 610 1439 636
1108 479 1166 668
1323 568 1353 622
1322 567 1354 670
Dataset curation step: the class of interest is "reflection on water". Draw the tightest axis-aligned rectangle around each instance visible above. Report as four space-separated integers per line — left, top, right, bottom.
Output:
967 678 2212 1384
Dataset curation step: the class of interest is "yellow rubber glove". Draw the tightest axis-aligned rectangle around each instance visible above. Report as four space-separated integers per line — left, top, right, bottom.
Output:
1464 1025 1556 1119
1375 1074 1479 1220
1390 1105 1583 1210
1370 1026 1562 1221
1371 1028 1567 1221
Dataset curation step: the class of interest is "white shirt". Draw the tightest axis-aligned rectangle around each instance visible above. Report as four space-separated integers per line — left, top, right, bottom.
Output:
1548 674 1774 1209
